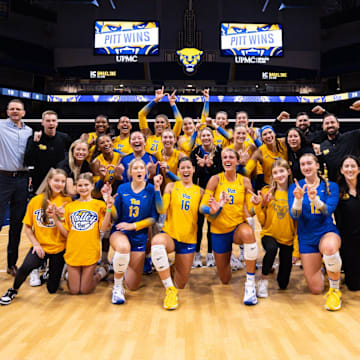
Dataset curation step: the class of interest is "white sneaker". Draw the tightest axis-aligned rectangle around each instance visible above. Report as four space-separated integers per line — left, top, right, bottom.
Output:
30 268 41 287
243 281 258 305
206 253 215 267
192 252 202 268
230 254 245 272
257 279 268 298
112 285 126 304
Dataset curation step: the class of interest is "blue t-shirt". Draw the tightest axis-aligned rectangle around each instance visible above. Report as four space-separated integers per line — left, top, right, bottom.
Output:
121 152 157 183
288 179 339 245
113 182 158 237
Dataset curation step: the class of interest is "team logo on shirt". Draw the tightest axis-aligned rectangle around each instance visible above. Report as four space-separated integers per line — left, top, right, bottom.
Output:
70 210 98 231
272 201 288 220
34 209 55 228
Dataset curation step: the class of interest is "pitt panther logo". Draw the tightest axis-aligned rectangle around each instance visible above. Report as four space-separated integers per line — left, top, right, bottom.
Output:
177 48 203 74
70 210 98 231
272 201 288 220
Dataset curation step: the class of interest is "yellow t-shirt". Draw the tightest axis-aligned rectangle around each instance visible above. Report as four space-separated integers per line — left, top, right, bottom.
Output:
85 132 97 162
206 172 246 234
112 135 133 155
255 188 297 246
154 149 181 185
162 182 202 244
63 199 106 266
259 142 287 184
23 193 72 254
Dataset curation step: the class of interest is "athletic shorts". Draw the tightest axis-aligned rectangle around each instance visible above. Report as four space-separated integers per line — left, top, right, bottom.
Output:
211 229 236 254
299 228 340 254
160 231 196 254
110 227 147 252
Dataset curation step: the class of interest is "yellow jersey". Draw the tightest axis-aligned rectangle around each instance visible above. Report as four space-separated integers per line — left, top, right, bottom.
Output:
259 142 287 184
94 152 122 185
23 193 72 254
145 134 162 154
178 133 201 157
213 129 231 148
154 149 181 185
112 135 132 155
205 172 247 234
63 199 106 266
85 132 98 162
162 182 202 244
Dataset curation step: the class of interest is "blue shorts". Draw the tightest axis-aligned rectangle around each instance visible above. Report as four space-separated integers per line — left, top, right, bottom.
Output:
111 227 147 252
211 229 236 254
160 231 196 254
299 228 340 254
174 239 196 254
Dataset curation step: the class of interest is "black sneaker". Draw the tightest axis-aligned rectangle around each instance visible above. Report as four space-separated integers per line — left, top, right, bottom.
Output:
0 288 18 305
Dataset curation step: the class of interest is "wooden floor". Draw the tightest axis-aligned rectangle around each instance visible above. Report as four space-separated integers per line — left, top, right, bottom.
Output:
1 226 360 360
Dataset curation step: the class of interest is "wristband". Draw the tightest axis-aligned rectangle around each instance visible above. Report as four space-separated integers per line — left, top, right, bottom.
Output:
106 208 112 213
313 196 325 210
292 197 303 211
57 216 65 221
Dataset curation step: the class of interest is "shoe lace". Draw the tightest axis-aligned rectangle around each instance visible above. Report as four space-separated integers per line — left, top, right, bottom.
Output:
324 288 339 301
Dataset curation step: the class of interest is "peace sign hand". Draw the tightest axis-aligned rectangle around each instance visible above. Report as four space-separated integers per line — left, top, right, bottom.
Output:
195 154 205 167
105 192 117 209
153 174 163 190
155 86 167 102
248 189 261 205
238 147 250 165
247 122 255 140
262 187 274 206
168 90 177 106
307 185 317 201
55 202 68 218
202 88 210 101
147 157 159 178
293 179 307 200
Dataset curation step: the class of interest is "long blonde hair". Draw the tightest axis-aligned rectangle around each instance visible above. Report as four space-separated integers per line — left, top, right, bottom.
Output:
199 127 216 158
68 139 89 182
41 169 68 225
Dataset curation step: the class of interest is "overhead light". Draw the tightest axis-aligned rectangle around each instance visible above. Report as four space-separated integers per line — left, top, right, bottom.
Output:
187 84 193 87
91 0 99 7
119 84 124 88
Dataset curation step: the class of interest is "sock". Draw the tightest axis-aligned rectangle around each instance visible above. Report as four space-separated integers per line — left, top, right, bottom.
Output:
162 277 174 289
114 276 124 287
246 272 255 284
329 277 340 290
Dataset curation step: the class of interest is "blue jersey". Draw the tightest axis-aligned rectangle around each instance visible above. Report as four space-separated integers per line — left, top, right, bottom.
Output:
113 182 158 237
288 179 339 246
121 152 157 183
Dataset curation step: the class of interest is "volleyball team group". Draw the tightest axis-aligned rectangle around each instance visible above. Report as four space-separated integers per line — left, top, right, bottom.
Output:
1 89 360 311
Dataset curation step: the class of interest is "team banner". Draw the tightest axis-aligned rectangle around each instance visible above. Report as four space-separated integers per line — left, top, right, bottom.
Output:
47 91 360 103
221 23 283 57
94 21 159 55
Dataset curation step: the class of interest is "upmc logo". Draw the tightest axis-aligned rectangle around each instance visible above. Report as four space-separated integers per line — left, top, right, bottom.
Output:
90 71 97 79
262 72 269 80
70 210 98 231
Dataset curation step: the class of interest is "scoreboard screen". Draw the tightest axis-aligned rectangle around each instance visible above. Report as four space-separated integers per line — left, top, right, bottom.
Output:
94 21 159 55
221 23 283 57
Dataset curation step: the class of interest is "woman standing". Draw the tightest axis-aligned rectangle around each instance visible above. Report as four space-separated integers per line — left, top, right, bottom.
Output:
335 156 360 291
289 153 342 310
191 127 223 267
57 139 90 197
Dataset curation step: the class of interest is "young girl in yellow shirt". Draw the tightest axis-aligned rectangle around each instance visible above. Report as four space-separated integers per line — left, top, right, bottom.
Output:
0 169 72 305
51 173 115 295
250 159 299 298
